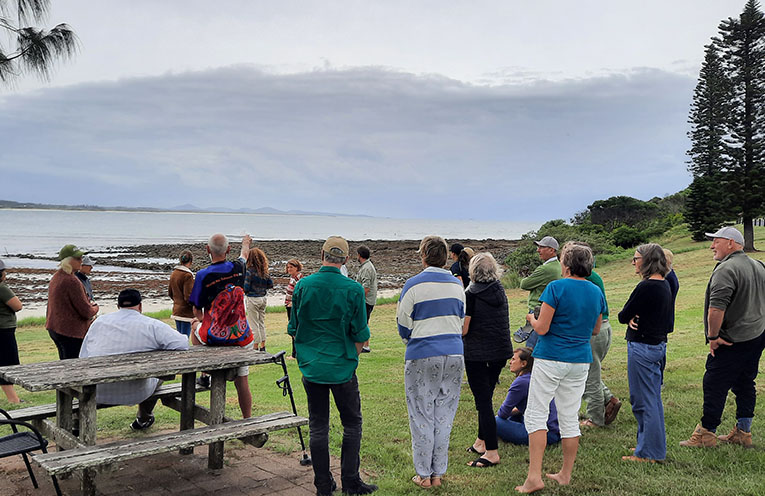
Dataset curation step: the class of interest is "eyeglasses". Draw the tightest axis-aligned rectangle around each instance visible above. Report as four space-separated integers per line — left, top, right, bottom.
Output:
632 256 642 263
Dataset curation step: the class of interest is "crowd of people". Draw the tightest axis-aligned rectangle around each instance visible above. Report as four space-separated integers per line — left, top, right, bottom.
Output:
0 225 763 495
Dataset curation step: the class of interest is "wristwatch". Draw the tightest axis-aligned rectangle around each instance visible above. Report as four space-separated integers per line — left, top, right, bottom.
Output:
708 335 719 340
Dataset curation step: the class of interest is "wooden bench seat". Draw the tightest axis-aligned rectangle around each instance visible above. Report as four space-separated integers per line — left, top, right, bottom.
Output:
6 382 210 422
33 411 308 476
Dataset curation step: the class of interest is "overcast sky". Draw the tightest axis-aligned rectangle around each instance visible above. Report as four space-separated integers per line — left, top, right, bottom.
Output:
0 1 749 220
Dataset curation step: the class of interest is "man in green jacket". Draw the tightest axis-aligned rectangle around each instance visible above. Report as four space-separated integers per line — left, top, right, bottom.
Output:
513 236 561 346
288 236 377 496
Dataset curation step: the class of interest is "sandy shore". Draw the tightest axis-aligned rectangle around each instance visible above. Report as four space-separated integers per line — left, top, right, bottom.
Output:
7 238 520 318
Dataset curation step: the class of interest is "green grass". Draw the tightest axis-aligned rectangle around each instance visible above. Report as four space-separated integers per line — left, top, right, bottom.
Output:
16 315 46 328
4 227 765 495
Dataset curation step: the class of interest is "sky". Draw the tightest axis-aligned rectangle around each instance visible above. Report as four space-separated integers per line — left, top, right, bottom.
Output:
0 1 750 221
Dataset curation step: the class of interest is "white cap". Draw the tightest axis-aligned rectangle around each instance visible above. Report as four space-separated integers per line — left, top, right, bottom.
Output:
81 255 95 266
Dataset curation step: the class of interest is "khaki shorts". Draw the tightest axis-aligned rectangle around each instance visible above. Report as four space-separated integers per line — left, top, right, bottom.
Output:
193 327 254 377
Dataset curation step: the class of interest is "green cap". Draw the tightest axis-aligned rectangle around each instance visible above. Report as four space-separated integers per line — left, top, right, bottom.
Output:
58 244 85 261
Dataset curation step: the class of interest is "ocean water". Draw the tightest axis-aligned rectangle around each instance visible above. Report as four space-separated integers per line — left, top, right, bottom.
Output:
0 209 541 256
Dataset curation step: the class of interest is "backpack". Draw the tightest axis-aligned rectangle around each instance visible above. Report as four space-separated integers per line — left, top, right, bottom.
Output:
197 284 253 346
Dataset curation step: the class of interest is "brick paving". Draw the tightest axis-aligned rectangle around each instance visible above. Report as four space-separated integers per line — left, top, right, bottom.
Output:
0 441 350 496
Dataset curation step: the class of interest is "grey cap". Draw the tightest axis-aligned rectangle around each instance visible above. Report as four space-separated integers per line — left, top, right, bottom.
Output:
81 255 95 266
705 226 744 245
0 259 5 271
534 236 559 251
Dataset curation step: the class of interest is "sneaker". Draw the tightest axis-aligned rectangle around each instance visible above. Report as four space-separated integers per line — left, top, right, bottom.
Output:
342 481 378 495
679 423 717 447
361 347 371 353
717 426 752 447
513 323 534 343
604 396 621 425
130 415 155 431
196 374 211 388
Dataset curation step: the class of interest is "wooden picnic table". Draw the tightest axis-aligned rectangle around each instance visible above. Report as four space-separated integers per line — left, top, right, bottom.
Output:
0 346 279 496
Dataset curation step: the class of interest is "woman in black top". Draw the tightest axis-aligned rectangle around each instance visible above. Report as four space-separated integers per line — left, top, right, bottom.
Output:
618 243 672 463
462 252 513 467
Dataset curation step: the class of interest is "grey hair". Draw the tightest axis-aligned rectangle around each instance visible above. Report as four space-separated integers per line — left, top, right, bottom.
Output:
469 252 501 283
419 235 448 267
58 256 75 275
208 233 229 257
323 251 346 264
561 244 593 278
636 243 669 279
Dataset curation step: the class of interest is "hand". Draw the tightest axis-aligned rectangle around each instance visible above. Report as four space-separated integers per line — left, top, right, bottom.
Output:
628 316 639 331
242 234 252 247
709 337 733 357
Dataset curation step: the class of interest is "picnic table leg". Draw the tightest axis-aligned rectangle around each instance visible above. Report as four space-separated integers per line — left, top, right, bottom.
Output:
55 390 73 449
78 385 98 496
207 369 227 470
180 372 196 455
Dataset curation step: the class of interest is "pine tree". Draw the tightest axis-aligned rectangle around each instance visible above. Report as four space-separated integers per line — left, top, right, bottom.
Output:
0 0 78 85
686 43 732 240
716 0 765 250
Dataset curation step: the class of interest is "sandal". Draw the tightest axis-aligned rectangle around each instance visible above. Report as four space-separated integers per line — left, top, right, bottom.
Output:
622 455 657 463
412 475 431 488
468 457 498 468
430 476 441 487
466 445 485 455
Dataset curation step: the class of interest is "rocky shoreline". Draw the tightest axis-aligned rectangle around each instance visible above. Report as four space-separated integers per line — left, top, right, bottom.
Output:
6 238 520 316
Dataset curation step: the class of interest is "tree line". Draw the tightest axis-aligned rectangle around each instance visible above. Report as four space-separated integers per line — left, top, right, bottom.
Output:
687 0 765 251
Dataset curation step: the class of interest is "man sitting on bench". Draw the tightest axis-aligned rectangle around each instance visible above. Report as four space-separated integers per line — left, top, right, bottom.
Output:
79 289 189 430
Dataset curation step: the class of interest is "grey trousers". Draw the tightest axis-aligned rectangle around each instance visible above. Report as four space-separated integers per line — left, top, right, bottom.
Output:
405 355 464 478
583 320 614 426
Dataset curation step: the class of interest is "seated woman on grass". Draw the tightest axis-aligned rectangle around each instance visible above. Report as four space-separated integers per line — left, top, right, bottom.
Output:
495 347 561 446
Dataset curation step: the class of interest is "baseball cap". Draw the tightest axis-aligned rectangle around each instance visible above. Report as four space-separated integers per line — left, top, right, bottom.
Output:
534 236 559 251
117 289 142 308
81 255 95 266
322 236 349 258
450 243 464 255
0 259 6 271
705 226 744 245
58 244 85 261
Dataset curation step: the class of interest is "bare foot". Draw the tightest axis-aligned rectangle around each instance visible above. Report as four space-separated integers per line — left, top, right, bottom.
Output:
515 478 544 493
546 472 571 485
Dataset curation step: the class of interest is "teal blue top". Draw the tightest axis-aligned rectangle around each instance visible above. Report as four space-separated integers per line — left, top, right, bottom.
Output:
288 266 370 384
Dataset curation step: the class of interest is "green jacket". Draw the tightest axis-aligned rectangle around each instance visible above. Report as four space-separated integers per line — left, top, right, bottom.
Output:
520 259 561 312
288 266 370 384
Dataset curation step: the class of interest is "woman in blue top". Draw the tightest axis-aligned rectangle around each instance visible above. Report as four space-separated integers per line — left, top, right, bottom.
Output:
516 242 605 494
495 347 561 446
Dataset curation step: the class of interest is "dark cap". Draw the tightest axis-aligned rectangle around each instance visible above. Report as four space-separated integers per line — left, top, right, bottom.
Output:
117 289 142 308
450 243 464 255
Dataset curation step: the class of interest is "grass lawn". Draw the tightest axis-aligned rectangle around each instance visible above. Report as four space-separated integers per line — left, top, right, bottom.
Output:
3 225 765 495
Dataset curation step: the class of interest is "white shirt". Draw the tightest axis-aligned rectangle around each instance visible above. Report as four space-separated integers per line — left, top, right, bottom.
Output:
80 308 189 405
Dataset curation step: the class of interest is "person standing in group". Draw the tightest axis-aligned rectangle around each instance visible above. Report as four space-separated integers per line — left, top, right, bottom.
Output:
516 242 604 494
397 235 465 489
580 246 621 428
618 243 672 463
284 259 303 360
661 248 679 384
244 247 274 352
679 227 765 448
463 252 513 468
75 255 96 302
288 236 376 496
0 260 23 403
495 347 561 446
168 250 195 337
355 245 377 353
449 243 468 286
514 236 561 347
46 244 99 360
189 234 253 418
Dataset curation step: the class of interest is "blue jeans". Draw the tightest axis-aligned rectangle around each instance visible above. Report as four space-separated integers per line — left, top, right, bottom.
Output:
175 320 191 337
627 341 666 460
496 415 561 445
303 374 364 494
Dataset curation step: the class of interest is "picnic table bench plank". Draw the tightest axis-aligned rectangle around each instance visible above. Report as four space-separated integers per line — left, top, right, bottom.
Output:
34 412 308 475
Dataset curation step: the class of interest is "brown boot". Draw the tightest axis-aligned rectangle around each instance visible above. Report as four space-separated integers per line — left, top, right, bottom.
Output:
717 426 752 447
679 424 717 447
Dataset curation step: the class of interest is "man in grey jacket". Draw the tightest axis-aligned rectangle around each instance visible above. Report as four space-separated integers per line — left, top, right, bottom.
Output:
680 227 765 448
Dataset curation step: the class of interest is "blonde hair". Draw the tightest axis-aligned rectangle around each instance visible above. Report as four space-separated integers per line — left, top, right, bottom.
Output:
59 257 75 275
662 248 674 269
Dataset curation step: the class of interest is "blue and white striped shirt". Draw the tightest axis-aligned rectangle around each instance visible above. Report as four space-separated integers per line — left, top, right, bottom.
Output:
397 267 465 360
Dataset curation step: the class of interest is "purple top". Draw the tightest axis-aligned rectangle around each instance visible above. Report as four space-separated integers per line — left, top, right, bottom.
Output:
497 373 560 434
